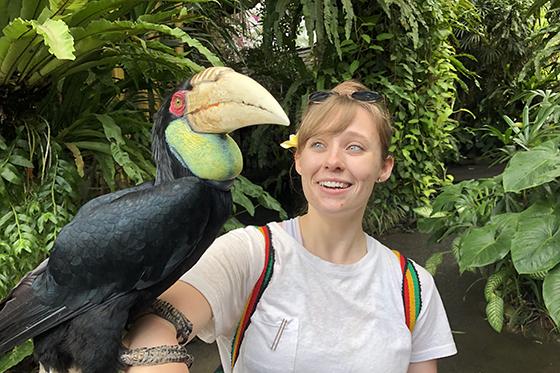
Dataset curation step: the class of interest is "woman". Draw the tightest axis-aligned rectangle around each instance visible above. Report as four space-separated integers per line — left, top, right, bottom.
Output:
125 80 457 373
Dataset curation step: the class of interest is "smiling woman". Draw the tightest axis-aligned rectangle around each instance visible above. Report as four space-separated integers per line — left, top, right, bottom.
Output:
125 80 457 373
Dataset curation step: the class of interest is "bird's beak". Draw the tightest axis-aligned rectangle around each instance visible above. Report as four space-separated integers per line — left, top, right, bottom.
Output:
185 67 290 133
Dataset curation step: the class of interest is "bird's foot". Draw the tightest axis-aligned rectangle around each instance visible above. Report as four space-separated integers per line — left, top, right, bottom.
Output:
119 344 193 368
149 299 193 345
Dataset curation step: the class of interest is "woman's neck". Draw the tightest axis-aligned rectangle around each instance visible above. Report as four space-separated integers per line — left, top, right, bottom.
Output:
298 210 367 264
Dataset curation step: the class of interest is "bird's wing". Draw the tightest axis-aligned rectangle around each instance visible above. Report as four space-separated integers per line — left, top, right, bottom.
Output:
38 176 214 305
0 176 223 354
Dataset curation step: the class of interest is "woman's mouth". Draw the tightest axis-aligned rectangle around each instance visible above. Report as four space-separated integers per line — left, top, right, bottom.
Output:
318 180 351 189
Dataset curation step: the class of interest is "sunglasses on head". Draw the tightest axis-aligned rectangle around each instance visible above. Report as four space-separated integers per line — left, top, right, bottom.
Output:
308 90 383 104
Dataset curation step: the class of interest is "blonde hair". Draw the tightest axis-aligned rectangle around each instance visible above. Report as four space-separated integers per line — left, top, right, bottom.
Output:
296 81 393 159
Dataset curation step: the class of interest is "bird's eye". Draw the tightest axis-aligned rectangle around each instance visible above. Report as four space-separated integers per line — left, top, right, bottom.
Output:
169 92 186 116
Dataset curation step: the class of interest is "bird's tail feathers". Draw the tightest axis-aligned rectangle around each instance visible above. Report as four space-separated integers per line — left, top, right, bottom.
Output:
0 259 67 355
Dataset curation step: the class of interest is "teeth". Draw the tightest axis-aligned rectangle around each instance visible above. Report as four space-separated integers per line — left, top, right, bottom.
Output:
319 181 349 189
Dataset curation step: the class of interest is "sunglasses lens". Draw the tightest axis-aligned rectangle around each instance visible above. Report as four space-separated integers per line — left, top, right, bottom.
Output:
308 91 333 103
352 91 383 102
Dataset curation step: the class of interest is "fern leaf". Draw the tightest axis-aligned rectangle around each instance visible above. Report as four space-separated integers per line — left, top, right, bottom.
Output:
301 0 316 46
340 0 355 40
322 0 334 44
323 0 341 58
273 0 291 47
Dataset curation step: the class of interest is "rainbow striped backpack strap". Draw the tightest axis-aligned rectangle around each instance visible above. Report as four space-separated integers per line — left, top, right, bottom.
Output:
230 225 275 370
392 250 422 332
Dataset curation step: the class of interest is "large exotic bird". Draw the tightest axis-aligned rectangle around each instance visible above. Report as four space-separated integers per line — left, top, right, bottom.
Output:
0 67 289 372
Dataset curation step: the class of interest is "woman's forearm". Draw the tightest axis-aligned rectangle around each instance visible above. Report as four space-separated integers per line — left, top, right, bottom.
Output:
124 281 213 373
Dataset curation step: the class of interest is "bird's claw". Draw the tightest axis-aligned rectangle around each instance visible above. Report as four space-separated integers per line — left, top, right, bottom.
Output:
149 299 193 345
119 344 193 368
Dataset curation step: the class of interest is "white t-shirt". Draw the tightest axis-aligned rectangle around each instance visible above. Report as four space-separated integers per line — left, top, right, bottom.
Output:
181 218 456 372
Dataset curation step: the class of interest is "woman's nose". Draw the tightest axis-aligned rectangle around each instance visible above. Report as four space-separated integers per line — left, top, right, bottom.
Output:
323 147 344 170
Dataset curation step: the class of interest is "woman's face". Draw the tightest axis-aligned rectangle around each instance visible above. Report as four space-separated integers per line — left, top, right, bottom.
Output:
295 107 393 219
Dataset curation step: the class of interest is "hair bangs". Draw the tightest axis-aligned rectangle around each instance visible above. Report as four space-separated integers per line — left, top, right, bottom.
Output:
297 97 359 150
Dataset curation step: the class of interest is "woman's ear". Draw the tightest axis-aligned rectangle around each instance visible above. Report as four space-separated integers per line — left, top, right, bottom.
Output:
377 155 394 182
294 151 303 176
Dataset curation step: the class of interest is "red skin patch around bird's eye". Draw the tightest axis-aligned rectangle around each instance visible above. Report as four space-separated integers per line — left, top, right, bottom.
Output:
169 91 185 116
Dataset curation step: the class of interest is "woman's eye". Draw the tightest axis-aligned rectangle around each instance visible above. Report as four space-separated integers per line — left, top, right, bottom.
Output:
348 144 364 152
310 141 325 150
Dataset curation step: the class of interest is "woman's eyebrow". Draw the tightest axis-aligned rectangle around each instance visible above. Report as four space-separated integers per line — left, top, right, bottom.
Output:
339 130 370 141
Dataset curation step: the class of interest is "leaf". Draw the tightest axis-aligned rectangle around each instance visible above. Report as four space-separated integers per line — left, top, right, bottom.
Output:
511 203 560 274
340 0 355 40
223 216 244 232
33 19 75 60
458 212 518 269
503 140 560 193
233 175 287 218
232 188 255 217
424 252 444 276
484 266 510 302
95 153 116 191
65 142 84 177
97 114 143 183
486 295 504 333
148 22 221 67
0 339 33 371
543 264 560 328
72 141 111 154
49 0 88 15
0 164 22 185
376 32 393 41
8 154 33 168
349 60 359 75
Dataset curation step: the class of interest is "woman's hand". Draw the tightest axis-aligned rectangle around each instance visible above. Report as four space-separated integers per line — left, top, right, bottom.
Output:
124 281 213 373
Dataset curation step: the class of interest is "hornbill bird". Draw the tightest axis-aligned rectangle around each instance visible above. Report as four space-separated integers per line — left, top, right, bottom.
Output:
0 67 289 372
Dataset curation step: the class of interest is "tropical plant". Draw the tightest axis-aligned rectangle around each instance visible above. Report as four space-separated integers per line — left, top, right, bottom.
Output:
451 0 540 155
484 89 560 162
0 0 287 369
522 0 560 91
0 0 221 297
418 93 560 334
236 0 473 233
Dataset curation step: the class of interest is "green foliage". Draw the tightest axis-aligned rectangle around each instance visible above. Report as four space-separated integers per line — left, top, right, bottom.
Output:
0 124 81 297
226 175 288 231
543 264 560 327
485 90 560 163
0 0 286 305
418 94 560 332
452 0 541 156
522 0 560 90
249 0 467 233
0 340 33 372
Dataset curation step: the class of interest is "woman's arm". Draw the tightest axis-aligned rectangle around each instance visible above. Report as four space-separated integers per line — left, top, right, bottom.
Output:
407 359 437 373
124 281 213 373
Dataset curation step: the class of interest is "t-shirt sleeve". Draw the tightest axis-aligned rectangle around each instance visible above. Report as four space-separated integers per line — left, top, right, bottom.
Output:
409 265 457 362
179 226 265 343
